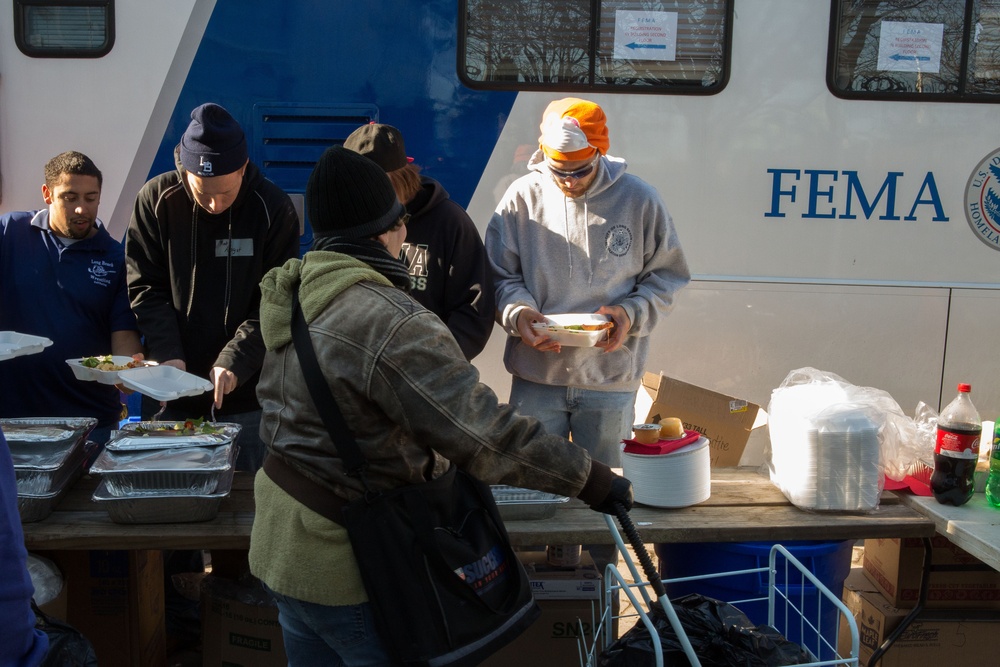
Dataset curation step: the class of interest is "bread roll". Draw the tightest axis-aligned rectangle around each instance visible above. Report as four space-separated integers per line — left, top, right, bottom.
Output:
659 417 684 439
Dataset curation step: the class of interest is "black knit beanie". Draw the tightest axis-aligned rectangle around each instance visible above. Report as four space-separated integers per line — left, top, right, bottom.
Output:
179 103 247 177
307 145 405 238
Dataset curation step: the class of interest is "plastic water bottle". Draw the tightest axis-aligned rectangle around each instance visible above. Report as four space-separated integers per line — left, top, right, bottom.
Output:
931 383 981 506
985 421 1000 508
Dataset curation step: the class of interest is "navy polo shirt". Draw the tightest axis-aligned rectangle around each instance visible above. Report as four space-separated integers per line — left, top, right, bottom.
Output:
0 210 137 428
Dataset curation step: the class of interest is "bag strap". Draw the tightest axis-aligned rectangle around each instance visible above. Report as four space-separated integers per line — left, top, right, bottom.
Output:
263 454 349 526
290 290 368 476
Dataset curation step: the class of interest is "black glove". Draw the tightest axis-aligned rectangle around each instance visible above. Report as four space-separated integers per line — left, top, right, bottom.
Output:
590 474 634 516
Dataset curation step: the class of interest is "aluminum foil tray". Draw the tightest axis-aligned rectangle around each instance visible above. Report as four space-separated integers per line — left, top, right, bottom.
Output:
90 442 235 497
1 417 96 456
491 485 569 521
18 488 64 523
108 421 241 451
16 446 92 523
14 438 93 495
91 466 235 524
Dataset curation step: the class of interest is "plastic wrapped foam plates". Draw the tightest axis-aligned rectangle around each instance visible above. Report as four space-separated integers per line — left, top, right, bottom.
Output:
622 436 711 508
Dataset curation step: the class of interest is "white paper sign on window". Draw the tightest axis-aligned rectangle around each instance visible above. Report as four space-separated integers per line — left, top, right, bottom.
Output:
613 10 678 61
877 21 944 73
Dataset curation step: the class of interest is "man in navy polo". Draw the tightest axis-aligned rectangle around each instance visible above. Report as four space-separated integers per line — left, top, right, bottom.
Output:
0 151 142 444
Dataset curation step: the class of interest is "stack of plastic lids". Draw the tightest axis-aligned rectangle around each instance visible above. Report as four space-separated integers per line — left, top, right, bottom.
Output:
771 406 881 511
621 434 711 508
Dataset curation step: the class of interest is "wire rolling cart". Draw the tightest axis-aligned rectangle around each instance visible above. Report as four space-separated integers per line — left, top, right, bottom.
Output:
577 508 860 667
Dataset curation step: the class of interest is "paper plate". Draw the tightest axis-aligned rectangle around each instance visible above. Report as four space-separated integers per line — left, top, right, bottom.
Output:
66 356 153 385
530 313 611 347
117 365 213 401
622 436 711 508
0 331 53 361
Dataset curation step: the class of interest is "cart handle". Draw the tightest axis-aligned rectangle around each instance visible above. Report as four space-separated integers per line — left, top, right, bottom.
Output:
613 501 666 599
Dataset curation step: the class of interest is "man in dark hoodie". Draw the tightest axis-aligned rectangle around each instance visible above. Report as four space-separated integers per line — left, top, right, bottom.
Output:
125 103 299 472
343 123 495 360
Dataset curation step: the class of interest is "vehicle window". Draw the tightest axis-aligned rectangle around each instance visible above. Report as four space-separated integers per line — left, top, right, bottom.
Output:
14 0 114 58
830 0 1000 101
459 0 732 94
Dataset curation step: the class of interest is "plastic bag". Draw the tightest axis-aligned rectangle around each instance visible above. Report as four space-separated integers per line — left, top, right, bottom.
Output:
598 594 812 666
765 367 925 512
26 554 63 608
32 601 98 667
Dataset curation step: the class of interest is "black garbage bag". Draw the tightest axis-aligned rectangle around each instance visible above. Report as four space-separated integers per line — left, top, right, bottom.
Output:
32 601 99 667
598 594 813 666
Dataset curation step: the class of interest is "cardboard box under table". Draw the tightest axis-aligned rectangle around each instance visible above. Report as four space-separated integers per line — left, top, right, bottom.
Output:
201 574 288 667
862 535 1000 609
839 567 1000 666
638 372 762 467
481 552 603 667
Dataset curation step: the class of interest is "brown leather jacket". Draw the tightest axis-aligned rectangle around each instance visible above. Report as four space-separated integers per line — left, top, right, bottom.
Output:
256 253 597 502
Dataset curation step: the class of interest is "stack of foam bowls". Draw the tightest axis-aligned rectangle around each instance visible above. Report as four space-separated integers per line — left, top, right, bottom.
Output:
622 436 711 508
771 404 881 511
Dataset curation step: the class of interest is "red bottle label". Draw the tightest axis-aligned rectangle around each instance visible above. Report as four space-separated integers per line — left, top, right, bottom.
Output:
935 427 980 459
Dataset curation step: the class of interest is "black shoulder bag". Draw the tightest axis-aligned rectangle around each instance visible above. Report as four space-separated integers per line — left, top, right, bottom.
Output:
266 292 539 667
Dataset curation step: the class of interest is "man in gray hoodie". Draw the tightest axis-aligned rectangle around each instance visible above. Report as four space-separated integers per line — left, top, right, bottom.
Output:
486 97 691 468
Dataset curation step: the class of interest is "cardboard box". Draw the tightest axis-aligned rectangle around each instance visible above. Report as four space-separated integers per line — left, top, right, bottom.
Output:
839 567 1000 666
481 551 605 666
39 549 166 667
521 551 602 600
480 598 603 667
640 372 762 467
201 575 287 667
862 536 1000 608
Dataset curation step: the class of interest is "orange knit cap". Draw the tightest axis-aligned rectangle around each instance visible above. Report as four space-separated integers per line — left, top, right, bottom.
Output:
538 98 610 161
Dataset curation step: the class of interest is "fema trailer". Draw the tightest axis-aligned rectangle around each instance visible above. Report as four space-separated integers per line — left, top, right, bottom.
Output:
3 0 999 464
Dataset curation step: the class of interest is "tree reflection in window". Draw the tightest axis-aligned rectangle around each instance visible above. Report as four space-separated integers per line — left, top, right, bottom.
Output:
461 0 730 93
831 0 1000 100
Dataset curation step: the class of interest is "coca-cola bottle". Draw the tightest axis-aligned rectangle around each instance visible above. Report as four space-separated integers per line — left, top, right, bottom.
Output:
931 383 981 506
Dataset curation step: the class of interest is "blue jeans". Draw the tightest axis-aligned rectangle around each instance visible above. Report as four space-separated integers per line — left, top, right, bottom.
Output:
509 377 632 573
264 586 393 667
509 377 635 467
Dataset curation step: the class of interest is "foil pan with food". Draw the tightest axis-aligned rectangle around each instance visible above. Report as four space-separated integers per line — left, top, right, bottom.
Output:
107 420 241 451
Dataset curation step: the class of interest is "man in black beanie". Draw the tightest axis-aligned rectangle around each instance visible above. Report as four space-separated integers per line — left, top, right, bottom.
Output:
249 144 632 663
125 103 299 472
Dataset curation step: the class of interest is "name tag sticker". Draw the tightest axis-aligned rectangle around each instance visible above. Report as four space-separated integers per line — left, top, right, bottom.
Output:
215 238 254 257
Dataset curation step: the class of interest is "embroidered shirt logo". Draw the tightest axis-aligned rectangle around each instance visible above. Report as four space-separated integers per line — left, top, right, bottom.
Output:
606 225 632 256
88 260 115 287
200 156 213 176
965 147 1000 251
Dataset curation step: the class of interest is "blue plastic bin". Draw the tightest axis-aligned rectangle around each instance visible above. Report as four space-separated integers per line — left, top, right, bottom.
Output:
655 540 853 660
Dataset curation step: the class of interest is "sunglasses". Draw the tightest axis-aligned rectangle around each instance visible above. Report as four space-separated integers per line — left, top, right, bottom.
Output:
547 158 599 181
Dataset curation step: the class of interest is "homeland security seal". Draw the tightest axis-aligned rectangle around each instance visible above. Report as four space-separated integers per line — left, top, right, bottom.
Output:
965 148 1000 251
606 224 632 256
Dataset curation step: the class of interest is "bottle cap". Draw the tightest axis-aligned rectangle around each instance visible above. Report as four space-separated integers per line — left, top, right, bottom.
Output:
958 383 972 392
